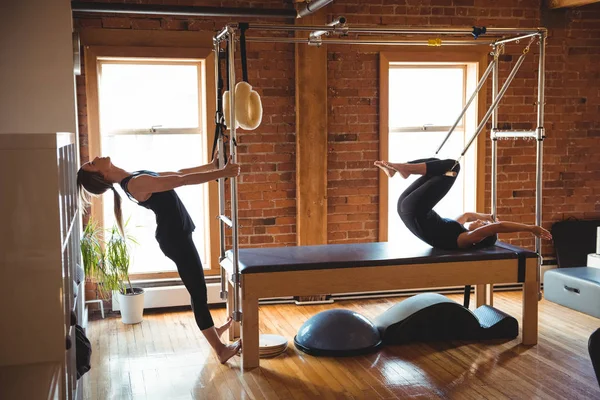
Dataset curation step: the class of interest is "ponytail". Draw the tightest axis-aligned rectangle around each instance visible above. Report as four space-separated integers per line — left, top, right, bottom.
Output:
112 187 124 237
77 168 125 238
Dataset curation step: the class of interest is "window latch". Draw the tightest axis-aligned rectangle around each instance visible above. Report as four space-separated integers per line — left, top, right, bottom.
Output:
150 125 162 133
422 124 433 131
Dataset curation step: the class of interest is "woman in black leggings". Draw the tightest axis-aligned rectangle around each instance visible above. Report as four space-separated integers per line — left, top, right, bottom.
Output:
374 158 552 250
77 154 242 364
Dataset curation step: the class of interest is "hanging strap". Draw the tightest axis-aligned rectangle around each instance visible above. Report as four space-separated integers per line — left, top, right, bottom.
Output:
225 40 230 91
239 22 249 83
211 49 228 164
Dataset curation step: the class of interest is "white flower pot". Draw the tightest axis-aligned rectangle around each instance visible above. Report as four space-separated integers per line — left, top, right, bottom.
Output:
116 288 145 324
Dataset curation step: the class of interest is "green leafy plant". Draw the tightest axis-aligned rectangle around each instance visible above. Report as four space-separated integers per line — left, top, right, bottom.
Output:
80 218 138 298
105 225 138 295
80 218 104 278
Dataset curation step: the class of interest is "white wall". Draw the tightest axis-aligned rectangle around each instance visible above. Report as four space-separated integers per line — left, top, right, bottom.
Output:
0 0 76 134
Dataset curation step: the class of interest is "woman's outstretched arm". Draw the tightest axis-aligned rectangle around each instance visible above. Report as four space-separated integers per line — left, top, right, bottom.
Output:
157 153 220 176
457 221 552 248
128 157 240 200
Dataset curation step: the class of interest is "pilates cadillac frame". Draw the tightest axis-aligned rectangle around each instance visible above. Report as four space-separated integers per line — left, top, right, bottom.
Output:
213 22 547 369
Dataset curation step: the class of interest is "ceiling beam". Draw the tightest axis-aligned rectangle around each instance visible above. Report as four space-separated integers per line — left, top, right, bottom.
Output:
547 0 600 9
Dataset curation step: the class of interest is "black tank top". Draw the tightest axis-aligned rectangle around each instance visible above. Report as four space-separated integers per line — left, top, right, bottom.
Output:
403 211 497 250
410 211 468 250
120 170 195 239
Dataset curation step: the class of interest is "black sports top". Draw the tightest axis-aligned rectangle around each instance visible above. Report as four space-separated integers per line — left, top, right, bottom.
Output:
415 211 468 250
404 210 498 251
120 170 195 239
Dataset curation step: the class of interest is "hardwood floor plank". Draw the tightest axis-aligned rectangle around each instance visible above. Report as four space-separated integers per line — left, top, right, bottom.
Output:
83 292 600 400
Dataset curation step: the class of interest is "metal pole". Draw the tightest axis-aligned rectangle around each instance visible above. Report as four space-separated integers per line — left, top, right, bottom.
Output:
245 23 542 36
309 16 347 40
536 33 546 300
436 58 496 155
71 1 297 18
492 130 537 138
227 28 242 322
245 37 494 46
215 39 228 301
215 26 229 42
491 48 499 220
493 32 540 46
458 48 529 159
297 0 334 18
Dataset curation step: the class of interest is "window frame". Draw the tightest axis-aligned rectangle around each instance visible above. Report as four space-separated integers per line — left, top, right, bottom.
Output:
82 30 219 277
388 64 467 133
379 50 489 242
98 57 205 136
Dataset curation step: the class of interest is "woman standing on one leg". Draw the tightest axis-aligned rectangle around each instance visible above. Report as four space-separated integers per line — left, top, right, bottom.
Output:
77 154 242 364
374 158 552 250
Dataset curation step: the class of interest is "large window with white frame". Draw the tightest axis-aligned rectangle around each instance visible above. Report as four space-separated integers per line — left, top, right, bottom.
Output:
97 58 209 274
387 62 478 247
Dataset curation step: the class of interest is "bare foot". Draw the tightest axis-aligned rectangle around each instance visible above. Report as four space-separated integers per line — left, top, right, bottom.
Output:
374 161 396 178
387 161 410 179
217 340 242 364
216 317 233 338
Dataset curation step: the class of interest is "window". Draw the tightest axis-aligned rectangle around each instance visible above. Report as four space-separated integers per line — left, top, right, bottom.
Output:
386 62 479 247
97 59 209 274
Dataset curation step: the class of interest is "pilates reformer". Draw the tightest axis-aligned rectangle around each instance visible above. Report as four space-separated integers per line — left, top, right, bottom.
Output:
212 21 547 369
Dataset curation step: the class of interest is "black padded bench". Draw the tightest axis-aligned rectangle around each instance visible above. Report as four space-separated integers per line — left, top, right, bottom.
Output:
220 241 539 369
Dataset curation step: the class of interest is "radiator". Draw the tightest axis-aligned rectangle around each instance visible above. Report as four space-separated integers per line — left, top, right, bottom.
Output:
112 283 224 311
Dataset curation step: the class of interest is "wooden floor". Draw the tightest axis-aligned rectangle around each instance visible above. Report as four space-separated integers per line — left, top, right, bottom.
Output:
82 291 600 400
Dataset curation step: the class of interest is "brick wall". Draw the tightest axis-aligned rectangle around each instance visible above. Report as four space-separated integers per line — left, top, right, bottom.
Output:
75 0 600 260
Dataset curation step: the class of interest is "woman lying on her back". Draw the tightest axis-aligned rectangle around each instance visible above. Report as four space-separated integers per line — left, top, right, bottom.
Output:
374 158 552 250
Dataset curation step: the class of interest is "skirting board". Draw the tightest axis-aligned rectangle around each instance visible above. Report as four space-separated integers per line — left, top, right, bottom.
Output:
112 282 224 312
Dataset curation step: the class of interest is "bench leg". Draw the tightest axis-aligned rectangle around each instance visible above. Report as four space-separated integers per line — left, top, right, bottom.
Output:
475 284 487 307
486 283 494 306
241 294 260 369
522 279 538 345
226 280 240 341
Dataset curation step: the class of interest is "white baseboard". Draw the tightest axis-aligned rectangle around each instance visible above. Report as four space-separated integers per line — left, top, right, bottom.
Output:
112 283 225 311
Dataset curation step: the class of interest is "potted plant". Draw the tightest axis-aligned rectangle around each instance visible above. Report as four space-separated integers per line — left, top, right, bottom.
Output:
80 218 104 278
80 218 144 324
105 225 144 324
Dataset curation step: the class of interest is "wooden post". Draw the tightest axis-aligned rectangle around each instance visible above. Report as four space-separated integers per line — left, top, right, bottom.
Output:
295 12 328 246
522 258 539 345
241 290 259 369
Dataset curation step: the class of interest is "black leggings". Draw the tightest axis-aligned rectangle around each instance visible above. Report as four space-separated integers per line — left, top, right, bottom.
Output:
158 234 214 330
397 158 460 229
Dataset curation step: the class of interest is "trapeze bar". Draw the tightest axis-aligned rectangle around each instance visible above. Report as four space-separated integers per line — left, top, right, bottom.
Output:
493 32 541 46
459 48 529 158
219 215 233 228
245 37 494 46
492 130 537 139
241 23 543 36
436 58 497 154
